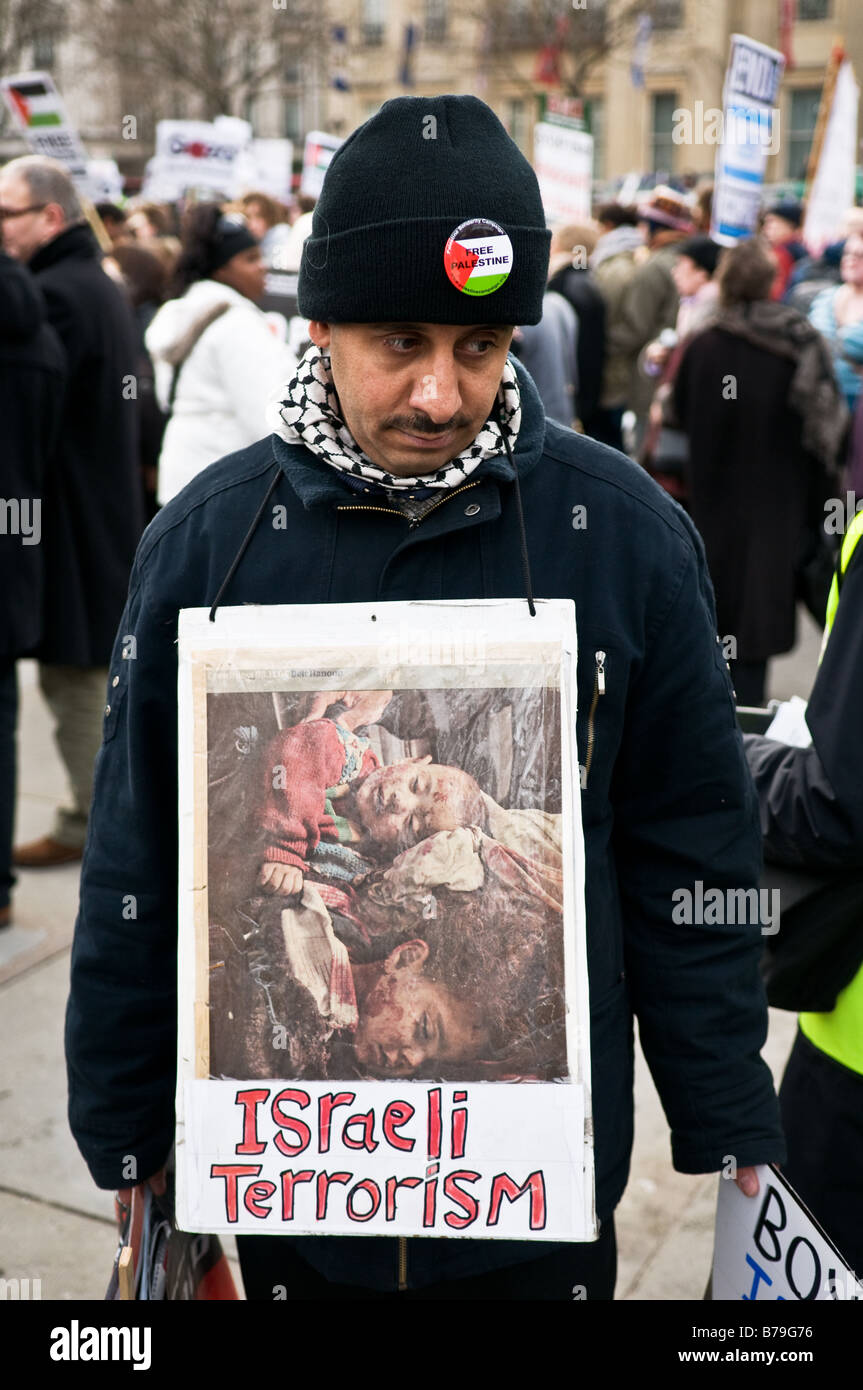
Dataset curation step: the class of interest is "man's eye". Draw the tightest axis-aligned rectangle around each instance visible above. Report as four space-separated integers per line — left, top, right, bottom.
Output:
463 339 496 355
383 336 418 352
419 1012 431 1042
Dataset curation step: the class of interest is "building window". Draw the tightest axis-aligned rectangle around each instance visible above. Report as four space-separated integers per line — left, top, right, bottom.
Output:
798 0 830 19
787 87 822 180
652 0 683 29
33 35 55 68
425 0 447 44
283 97 301 142
651 93 678 176
587 97 604 182
361 0 386 45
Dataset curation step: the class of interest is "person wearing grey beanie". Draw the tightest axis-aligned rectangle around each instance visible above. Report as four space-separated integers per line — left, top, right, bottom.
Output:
67 93 784 1309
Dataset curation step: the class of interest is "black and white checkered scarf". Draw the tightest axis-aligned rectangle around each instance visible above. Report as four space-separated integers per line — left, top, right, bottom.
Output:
267 343 521 491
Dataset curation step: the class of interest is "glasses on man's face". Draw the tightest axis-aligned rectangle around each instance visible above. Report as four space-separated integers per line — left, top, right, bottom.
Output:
0 203 47 221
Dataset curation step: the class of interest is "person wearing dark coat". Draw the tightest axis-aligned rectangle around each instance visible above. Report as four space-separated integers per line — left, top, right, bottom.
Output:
0 253 66 925
66 96 783 1302
546 223 606 430
671 237 846 706
0 155 144 866
744 512 863 1273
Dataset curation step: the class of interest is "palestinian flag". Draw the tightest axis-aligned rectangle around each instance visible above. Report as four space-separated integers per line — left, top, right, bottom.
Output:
4 76 62 128
444 218 513 297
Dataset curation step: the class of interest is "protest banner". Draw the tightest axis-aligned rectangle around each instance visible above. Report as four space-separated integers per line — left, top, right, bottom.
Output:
86 158 124 203
0 69 89 183
713 1163 862 1300
803 52 860 255
533 119 594 223
248 138 294 201
300 131 342 199
175 599 594 1241
711 34 785 247
142 119 251 202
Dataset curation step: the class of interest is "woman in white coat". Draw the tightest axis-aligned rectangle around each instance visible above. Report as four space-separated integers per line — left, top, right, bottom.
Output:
146 204 296 505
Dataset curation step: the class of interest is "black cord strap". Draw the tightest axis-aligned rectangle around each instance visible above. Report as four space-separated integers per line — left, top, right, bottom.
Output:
208 466 282 622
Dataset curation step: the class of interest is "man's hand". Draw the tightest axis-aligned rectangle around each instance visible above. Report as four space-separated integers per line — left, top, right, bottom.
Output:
116 1167 167 1226
258 861 304 897
734 1165 760 1198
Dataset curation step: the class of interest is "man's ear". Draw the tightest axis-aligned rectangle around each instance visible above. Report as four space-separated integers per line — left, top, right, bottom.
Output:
385 938 430 973
308 320 332 350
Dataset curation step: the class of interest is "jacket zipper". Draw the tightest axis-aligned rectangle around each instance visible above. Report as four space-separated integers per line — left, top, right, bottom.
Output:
336 480 481 531
398 1236 408 1292
583 650 606 786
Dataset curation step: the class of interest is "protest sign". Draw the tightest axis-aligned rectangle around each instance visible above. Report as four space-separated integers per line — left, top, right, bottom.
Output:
142 119 251 202
0 70 89 183
86 158 124 202
300 131 342 198
248 138 294 201
711 34 785 247
533 120 594 223
175 599 594 1241
803 57 860 255
713 1163 862 1300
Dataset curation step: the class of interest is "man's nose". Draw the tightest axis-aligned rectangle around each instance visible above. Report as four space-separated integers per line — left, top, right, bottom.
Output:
408 355 463 423
384 1044 424 1071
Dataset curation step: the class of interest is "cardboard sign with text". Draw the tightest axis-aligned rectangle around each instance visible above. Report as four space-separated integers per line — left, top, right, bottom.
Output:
713 1164 862 1300
175 600 594 1240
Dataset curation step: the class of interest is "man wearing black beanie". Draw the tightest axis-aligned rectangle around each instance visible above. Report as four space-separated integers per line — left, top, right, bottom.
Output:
67 95 784 1301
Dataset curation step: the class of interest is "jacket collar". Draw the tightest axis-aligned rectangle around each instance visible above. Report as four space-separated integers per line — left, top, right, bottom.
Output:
271 354 547 511
28 221 99 274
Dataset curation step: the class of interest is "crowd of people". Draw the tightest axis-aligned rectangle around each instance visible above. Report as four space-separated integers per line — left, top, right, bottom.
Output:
2 97 862 1298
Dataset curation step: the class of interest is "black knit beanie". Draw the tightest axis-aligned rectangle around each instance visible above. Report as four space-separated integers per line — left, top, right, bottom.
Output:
206 214 259 275
298 95 551 325
677 235 721 277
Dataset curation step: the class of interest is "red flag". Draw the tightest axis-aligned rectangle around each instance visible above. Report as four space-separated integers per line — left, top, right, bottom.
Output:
779 0 796 71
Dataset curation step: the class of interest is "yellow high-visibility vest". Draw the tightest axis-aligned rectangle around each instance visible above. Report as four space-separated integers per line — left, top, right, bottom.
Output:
800 508 863 1073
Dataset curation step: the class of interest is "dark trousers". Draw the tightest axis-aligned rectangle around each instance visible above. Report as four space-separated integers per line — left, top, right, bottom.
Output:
0 659 17 911
238 1219 617 1301
779 1027 863 1274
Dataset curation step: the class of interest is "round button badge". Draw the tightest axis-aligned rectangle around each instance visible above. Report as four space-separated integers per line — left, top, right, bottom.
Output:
444 218 513 297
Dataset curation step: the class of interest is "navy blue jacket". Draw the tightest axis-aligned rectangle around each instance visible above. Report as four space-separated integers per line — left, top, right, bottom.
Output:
66 360 784 1290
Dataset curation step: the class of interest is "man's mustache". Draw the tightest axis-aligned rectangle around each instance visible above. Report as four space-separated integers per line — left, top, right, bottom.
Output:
385 414 469 436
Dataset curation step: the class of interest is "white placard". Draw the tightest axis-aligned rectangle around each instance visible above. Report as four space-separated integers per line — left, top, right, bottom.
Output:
247 138 294 201
711 35 785 247
300 130 342 199
533 122 594 223
803 59 860 256
713 1164 862 1300
0 70 89 184
175 599 594 1242
142 119 252 201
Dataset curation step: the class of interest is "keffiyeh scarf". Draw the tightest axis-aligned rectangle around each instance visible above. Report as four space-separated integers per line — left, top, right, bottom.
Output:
267 343 521 491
